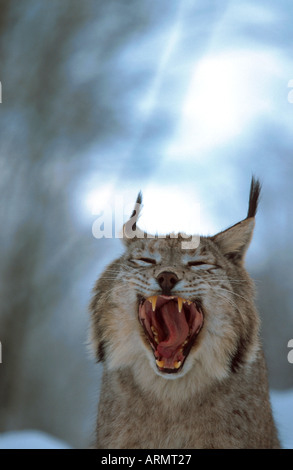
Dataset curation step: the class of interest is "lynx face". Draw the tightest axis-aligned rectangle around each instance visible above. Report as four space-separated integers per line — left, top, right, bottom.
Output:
91 179 261 389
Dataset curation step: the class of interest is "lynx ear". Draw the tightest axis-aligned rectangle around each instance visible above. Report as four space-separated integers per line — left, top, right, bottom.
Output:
212 218 255 263
212 177 261 263
122 191 145 244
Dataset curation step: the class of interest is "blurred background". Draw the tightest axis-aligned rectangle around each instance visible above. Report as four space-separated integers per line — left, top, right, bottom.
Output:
0 0 292 449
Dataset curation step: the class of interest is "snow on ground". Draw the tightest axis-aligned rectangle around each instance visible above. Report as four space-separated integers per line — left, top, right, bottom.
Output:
0 430 71 449
0 389 292 449
270 389 293 449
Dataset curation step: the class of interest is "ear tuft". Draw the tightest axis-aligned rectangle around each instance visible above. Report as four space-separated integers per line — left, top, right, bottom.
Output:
130 191 143 231
247 176 261 218
122 191 144 244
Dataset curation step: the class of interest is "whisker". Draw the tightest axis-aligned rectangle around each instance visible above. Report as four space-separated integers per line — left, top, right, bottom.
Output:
213 290 242 315
214 286 248 302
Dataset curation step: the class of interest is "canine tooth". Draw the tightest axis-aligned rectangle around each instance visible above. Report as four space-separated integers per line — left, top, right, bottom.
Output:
156 360 165 368
177 297 183 312
148 296 157 311
174 361 181 369
182 340 188 346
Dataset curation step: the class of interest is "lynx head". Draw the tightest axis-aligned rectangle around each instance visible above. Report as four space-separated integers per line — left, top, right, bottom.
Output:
90 178 261 393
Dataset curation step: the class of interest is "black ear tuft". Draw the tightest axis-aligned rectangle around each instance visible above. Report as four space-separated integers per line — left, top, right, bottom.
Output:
130 191 142 219
130 191 143 231
247 177 261 219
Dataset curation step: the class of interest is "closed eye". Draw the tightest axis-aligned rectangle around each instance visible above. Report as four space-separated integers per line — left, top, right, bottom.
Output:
131 257 157 266
187 261 207 267
187 260 220 270
139 257 156 264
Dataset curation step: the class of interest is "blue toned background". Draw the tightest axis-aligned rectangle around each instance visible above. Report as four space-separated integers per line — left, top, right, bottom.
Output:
0 0 292 448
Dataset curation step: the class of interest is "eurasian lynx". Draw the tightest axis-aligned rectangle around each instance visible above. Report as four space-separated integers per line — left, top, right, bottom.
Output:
90 178 280 449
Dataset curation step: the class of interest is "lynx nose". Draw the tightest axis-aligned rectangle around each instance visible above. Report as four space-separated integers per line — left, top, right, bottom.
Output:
156 271 179 295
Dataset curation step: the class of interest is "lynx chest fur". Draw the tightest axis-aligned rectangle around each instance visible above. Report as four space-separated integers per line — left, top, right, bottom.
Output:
90 179 280 449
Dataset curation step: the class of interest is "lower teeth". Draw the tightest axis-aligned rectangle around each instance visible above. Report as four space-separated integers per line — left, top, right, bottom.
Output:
156 360 165 368
155 359 182 369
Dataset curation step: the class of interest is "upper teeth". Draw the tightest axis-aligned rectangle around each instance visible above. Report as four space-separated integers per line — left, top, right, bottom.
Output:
147 296 191 312
148 296 157 311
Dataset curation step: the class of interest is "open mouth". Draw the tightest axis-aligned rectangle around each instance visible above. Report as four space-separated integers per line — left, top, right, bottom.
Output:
138 295 204 374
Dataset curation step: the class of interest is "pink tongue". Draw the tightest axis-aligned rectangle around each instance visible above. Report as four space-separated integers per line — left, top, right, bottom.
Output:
156 301 189 359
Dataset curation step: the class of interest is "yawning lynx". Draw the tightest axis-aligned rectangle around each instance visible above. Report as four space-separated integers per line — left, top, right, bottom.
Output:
90 178 280 449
